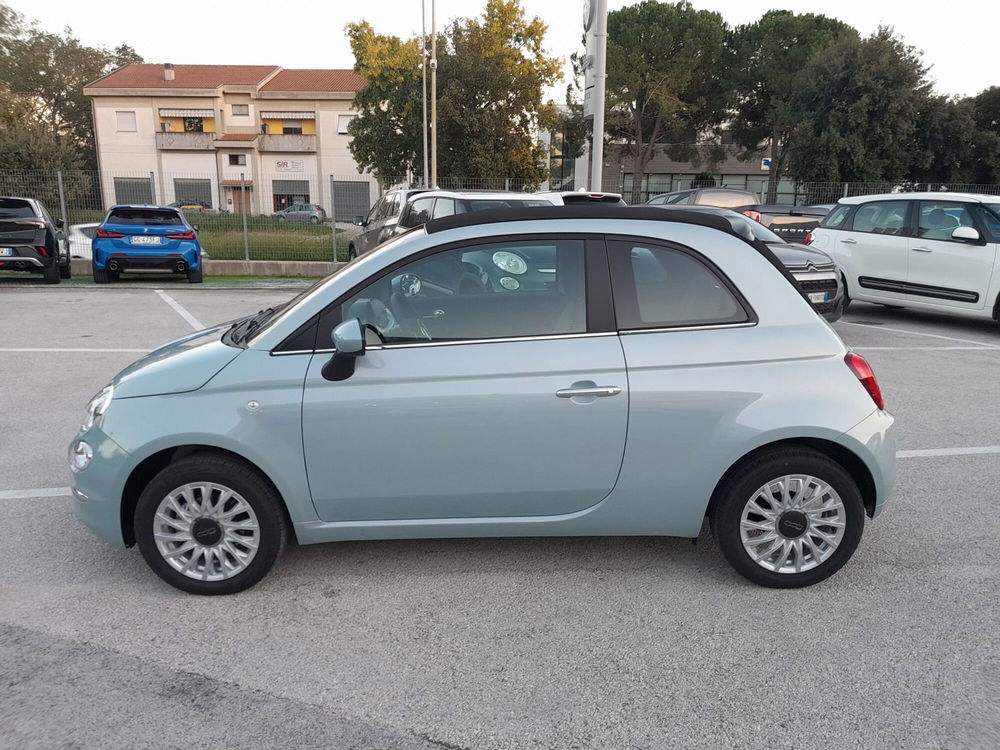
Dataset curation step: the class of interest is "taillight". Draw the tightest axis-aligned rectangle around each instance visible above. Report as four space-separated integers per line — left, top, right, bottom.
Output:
741 210 762 223
166 230 196 240
804 232 814 245
845 352 884 410
36 246 47 257
95 228 124 238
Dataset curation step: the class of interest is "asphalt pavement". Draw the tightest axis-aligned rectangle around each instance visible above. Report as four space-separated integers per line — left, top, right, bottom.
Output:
1 282 997 749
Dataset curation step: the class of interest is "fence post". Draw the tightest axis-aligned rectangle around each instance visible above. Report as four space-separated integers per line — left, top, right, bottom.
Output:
330 176 338 263
149 171 156 204
842 183 849 198
504 178 510 192
56 171 69 230
239 172 250 262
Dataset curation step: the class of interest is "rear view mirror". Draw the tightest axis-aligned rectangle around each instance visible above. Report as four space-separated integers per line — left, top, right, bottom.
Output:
952 226 980 243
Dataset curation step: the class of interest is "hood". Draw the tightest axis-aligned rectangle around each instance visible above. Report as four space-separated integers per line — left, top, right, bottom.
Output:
768 242 836 270
112 324 242 399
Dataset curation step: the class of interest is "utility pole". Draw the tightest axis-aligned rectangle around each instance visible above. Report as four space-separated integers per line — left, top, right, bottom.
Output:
421 0 429 189
585 0 608 192
430 0 438 188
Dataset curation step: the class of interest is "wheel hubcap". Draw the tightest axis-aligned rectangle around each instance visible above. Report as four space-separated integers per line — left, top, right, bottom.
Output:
739 474 846 574
153 482 260 582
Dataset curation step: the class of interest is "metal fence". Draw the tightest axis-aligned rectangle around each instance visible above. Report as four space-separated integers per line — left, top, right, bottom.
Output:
2 169 999 264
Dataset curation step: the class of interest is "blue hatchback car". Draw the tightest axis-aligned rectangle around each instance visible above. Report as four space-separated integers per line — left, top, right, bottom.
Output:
69 206 895 595
92 205 203 283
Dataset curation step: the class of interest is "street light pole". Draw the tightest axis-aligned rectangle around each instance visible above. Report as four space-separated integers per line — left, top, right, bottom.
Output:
589 0 608 192
421 0 429 189
430 0 438 188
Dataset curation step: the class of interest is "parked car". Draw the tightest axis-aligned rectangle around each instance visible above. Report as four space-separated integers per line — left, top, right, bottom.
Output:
736 204 831 244
168 200 212 213
808 192 1000 326
69 204 894 595
0 196 71 283
273 204 327 224
92 205 204 284
536 189 627 205
646 186 760 208
653 205 844 321
348 187 430 259
68 222 99 260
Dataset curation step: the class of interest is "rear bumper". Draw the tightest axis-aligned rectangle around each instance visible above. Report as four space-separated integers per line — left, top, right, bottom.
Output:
0 244 54 271
93 242 201 272
841 409 896 518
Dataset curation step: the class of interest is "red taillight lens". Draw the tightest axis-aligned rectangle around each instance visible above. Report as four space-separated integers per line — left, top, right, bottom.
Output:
95 228 124 238
804 232 814 245
741 210 762 223
166 230 196 240
36 246 47 257
845 352 884 410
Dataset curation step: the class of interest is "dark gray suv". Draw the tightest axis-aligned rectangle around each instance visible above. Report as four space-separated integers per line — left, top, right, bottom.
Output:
0 196 71 283
348 188 430 259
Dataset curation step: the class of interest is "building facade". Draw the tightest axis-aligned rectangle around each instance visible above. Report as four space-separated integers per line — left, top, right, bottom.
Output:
84 64 374 218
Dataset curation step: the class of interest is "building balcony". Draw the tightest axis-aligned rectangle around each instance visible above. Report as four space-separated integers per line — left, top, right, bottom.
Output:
155 132 216 150
259 134 316 152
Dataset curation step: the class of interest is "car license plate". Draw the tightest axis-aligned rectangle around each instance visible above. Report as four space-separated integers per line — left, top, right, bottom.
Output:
0 247 13 256
130 236 162 245
808 291 830 303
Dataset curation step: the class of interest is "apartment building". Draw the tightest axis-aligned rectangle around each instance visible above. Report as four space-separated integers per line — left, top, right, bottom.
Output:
84 63 373 217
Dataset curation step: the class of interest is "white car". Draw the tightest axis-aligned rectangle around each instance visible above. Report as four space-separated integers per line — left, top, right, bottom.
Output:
68 222 99 260
809 192 1000 327
536 189 626 205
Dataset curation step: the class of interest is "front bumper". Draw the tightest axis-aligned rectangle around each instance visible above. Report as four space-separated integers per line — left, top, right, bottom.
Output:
793 269 844 322
69 427 132 548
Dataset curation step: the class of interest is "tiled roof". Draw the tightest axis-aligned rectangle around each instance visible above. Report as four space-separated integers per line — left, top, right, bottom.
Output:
88 64 279 89
217 133 259 141
260 69 365 92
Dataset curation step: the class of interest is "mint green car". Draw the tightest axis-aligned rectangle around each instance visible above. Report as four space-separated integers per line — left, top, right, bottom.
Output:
69 206 895 595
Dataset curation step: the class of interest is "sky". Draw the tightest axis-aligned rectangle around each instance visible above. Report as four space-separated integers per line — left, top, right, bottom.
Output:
9 0 997 99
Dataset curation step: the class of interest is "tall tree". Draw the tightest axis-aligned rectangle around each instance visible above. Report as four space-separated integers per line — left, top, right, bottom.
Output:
606 1 731 203
729 11 857 202
907 95 977 184
968 87 1000 184
788 28 930 184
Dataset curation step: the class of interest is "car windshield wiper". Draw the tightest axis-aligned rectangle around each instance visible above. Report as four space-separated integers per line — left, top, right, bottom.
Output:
228 307 279 344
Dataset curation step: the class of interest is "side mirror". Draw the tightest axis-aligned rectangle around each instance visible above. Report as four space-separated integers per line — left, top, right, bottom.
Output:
353 215 365 226
56 218 65 229
952 226 980 243
322 318 365 381
192 225 199 233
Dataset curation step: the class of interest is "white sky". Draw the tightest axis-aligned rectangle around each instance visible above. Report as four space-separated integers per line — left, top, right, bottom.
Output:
11 0 997 99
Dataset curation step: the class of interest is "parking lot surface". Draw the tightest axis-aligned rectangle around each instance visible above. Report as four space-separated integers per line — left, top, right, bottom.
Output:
1 285 998 749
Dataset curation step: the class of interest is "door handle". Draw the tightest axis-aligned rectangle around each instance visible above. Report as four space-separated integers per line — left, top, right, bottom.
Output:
911 247 933 253
840 238 857 245
556 385 622 398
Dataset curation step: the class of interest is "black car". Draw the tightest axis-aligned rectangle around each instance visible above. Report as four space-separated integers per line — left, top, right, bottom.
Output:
650 205 844 322
0 196 71 283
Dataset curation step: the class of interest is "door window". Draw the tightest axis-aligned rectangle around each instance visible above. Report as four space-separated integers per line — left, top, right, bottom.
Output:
850 201 909 235
976 205 1000 241
432 198 456 218
608 240 750 329
821 205 852 229
364 196 385 225
337 239 587 344
916 201 975 241
399 197 435 229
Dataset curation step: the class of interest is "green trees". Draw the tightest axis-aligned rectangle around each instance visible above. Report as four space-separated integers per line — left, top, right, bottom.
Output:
347 0 561 184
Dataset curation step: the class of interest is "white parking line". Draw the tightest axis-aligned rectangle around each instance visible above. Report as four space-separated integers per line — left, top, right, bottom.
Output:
840 321 1000 349
0 347 150 353
4 444 1000 501
154 289 204 331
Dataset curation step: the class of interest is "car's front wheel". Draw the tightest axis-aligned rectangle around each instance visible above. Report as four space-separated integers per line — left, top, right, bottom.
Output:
59 261 72 279
134 454 287 595
710 448 865 588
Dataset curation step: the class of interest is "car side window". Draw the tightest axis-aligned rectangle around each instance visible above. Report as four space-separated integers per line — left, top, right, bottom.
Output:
432 198 456 218
386 193 401 218
647 195 667 205
337 238 587 344
975 205 1000 241
917 201 974 241
850 201 910 236
821 205 852 229
399 197 435 229
365 197 385 226
607 240 749 329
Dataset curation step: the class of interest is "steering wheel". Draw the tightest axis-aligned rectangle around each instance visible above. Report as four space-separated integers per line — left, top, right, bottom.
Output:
387 289 432 341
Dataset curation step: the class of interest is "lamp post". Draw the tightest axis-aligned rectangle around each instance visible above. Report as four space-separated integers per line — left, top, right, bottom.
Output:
430 0 438 188
421 0 429 188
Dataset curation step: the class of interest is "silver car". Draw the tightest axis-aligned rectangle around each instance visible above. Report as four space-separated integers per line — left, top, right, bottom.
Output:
69 205 895 595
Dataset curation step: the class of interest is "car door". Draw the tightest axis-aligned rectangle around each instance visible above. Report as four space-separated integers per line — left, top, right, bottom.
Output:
301 235 628 522
832 199 912 302
906 200 998 310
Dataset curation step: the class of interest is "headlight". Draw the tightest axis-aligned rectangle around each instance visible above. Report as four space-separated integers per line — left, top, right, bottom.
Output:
82 385 114 432
492 251 527 275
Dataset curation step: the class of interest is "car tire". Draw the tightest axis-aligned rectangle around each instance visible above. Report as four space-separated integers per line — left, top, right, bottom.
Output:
187 268 204 284
59 262 72 279
840 274 851 313
310 216 320 224
348 244 357 260
710 447 865 588
93 267 110 284
42 262 60 284
134 453 288 595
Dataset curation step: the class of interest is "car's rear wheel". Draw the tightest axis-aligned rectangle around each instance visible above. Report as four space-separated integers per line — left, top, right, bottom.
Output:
93 267 109 284
134 454 287 595
348 244 357 260
42 262 60 284
59 262 72 279
310 216 320 224
187 267 203 284
710 448 865 588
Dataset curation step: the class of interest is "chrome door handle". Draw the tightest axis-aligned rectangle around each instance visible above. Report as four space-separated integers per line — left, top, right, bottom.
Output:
556 385 622 398
911 247 933 253
840 238 857 245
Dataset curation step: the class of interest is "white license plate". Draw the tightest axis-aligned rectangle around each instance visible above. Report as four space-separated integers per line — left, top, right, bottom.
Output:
130 236 162 245
0 247 13 256
809 291 830 303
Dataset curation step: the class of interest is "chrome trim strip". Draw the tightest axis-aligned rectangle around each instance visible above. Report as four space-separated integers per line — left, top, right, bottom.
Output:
0 256 43 267
274 331 619 355
619 322 758 335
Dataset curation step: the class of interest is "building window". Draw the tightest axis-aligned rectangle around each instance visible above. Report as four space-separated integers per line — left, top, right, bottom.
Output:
231 104 249 116
116 111 137 132
228 154 247 166
337 114 356 134
282 121 303 135
183 117 204 133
